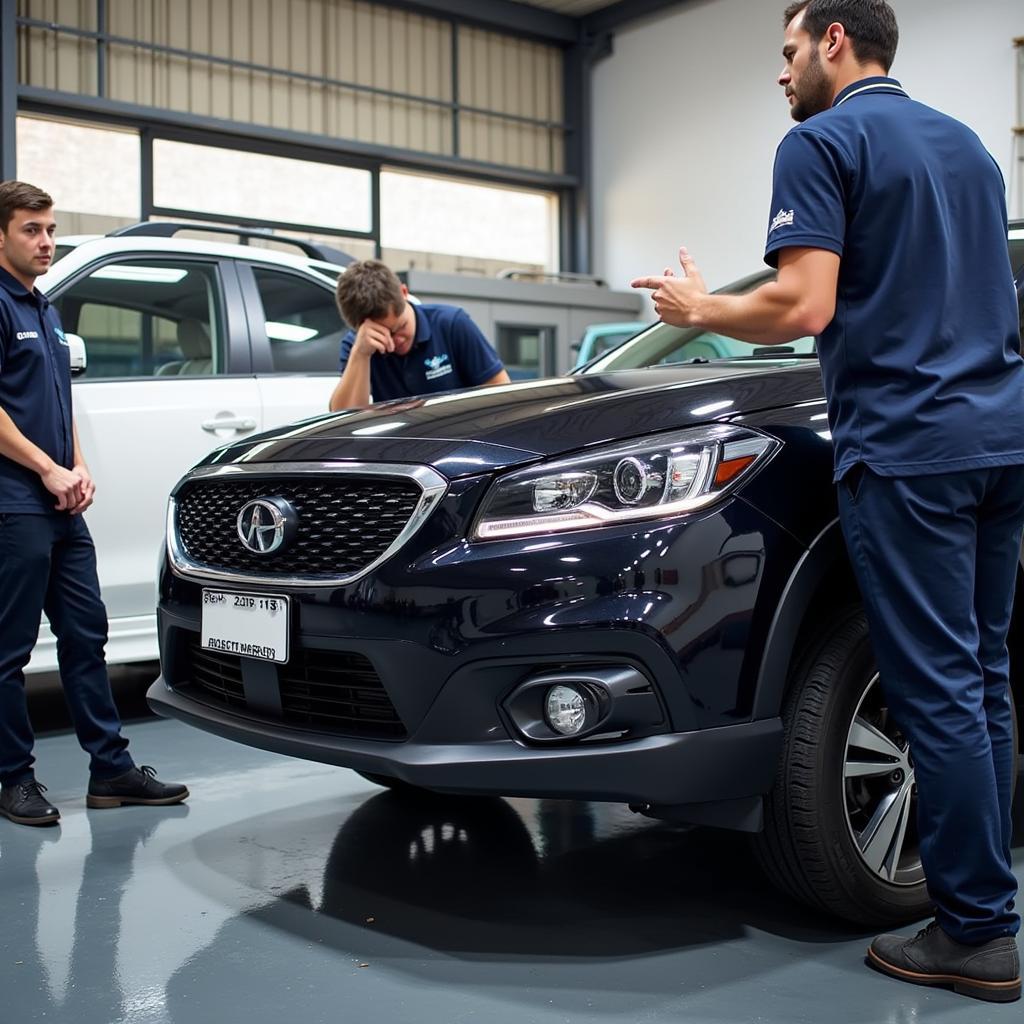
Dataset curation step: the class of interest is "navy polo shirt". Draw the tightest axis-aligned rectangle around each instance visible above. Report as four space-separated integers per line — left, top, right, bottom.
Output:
765 77 1024 481
338 303 503 402
0 266 74 513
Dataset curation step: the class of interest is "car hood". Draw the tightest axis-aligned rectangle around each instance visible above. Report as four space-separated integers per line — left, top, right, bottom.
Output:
206 363 823 478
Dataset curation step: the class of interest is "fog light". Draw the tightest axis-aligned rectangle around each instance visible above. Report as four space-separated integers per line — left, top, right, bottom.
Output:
545 684 588 736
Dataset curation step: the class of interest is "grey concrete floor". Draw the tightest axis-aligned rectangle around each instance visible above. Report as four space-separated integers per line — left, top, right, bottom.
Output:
1 670 1021 1024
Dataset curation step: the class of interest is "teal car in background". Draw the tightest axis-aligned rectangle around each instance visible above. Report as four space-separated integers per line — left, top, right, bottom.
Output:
571 320 648 368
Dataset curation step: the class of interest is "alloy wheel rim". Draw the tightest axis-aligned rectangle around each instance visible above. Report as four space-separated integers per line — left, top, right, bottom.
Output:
842 673 924 887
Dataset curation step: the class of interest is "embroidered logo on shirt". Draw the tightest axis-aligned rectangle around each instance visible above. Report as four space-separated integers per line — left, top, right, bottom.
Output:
769 208 795 233
424 354 453 381
15 330 39 341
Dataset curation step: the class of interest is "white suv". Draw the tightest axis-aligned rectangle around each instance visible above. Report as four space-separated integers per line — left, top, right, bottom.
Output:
27 223 352 673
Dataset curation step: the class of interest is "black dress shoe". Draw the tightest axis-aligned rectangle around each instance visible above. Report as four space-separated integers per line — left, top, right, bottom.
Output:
86 765 189 809
0 779 60 826
867 920 1021 1003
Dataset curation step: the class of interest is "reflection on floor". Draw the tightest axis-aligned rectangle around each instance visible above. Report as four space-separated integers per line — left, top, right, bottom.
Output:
1 677 1021 1024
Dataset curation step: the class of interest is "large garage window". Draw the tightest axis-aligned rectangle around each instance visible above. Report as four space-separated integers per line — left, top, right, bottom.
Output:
381 170 557 275
15 116 141 235
152 141 374 235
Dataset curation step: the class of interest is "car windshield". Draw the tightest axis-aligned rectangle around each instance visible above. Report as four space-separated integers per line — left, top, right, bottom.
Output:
580 270 817 373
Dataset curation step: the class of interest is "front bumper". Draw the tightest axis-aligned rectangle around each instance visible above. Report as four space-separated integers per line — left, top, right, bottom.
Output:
148 675 781 806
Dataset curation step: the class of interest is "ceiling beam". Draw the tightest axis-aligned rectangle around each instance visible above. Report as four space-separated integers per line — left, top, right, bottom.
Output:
582 0 691 35
384 0 577 44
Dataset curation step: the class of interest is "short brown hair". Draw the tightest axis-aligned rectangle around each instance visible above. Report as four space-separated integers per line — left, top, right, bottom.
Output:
783 0 898 71
0 180 54 233
335 259 406 328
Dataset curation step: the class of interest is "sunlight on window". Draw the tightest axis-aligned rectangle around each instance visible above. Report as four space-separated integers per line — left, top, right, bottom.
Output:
381 170 557 268
153 141 372 234
17 116 140 220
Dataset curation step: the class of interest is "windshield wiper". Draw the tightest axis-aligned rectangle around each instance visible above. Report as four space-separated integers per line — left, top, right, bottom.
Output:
750 346 818 358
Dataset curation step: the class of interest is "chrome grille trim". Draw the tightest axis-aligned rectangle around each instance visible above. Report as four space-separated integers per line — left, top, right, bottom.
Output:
166 462 447 588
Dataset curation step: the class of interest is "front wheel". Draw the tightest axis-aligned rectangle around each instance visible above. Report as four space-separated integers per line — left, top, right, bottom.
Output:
754 607 1018 926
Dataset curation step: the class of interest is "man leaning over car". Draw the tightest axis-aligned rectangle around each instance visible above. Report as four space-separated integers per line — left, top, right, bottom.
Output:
0 180 187 827
631 0 1023 1004
328 259 510 411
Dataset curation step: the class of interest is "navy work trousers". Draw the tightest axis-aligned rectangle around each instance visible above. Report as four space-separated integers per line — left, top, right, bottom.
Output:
0 512 132 784
838 464 1024 944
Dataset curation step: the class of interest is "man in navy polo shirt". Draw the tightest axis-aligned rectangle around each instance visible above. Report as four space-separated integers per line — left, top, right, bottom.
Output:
328 259 509 411
632 0 1022 1003
0 181 187 826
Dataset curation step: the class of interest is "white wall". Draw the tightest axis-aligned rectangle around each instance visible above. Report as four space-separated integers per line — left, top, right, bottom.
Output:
592 0 1023 307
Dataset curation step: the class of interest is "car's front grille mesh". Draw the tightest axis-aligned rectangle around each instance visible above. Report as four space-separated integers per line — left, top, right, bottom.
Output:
188 644 246 709
279 648 406 738
182 641 406 740
175 476 422 578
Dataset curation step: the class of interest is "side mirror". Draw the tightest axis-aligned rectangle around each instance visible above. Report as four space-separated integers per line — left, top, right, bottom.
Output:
66 333 88 376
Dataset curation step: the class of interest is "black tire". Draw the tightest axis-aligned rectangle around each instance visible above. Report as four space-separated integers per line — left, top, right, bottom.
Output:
756 606 1020 926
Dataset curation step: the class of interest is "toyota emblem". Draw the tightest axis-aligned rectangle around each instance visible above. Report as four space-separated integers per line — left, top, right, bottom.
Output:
236 497 297 555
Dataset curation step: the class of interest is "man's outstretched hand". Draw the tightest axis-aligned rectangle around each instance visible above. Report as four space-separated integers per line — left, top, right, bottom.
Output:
631 246 708 328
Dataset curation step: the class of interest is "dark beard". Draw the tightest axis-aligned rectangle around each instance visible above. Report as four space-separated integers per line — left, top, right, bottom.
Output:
790 48 832 122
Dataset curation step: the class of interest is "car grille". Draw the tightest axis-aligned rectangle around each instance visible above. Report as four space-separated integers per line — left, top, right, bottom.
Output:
188 643 246 710
174 476 422 579
184 642 406 740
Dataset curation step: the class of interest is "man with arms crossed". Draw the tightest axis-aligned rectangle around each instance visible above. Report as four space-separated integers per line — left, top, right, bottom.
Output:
328 259 509 410
0 181 187 826
632 0 1022 1003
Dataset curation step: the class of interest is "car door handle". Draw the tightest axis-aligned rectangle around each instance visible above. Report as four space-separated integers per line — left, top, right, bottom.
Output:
201 416 257 433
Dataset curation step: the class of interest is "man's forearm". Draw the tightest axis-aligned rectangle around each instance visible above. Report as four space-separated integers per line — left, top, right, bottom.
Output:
693 281 832 345
72 419 86 467
636 246 839 344
0 405 53 476
328 357 372 411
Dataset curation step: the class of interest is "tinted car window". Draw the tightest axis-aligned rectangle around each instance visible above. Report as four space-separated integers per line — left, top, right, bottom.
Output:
52 260 223 379
595 331 634 354
252 267 345 373
578 328 643 364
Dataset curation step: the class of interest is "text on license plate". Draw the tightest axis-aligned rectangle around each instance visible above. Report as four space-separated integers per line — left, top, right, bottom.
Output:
200 590 290 664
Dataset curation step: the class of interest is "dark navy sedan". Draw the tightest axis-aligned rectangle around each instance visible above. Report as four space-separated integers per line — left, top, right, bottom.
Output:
150 229 1024 927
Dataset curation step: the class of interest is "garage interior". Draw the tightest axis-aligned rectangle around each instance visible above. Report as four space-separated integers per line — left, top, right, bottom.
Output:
2 1 1024 1023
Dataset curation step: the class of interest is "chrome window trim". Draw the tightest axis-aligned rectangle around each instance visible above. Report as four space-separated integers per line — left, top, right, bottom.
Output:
167 462 448 589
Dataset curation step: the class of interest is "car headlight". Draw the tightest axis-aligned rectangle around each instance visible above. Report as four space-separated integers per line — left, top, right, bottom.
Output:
473 425 779 540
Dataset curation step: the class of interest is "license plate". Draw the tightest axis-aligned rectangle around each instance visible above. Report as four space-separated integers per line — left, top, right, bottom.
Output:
201 590 290 664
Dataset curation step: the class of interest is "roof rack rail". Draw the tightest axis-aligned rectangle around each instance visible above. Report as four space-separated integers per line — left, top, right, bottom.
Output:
496 268 606 287
107 222 356 267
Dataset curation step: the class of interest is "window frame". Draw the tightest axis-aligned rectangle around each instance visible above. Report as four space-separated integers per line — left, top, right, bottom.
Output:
49 252 252 382
236 261 344 376
495 322 557 380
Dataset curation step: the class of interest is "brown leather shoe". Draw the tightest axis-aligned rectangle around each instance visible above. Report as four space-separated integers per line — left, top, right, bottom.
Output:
867 921 1021 1003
